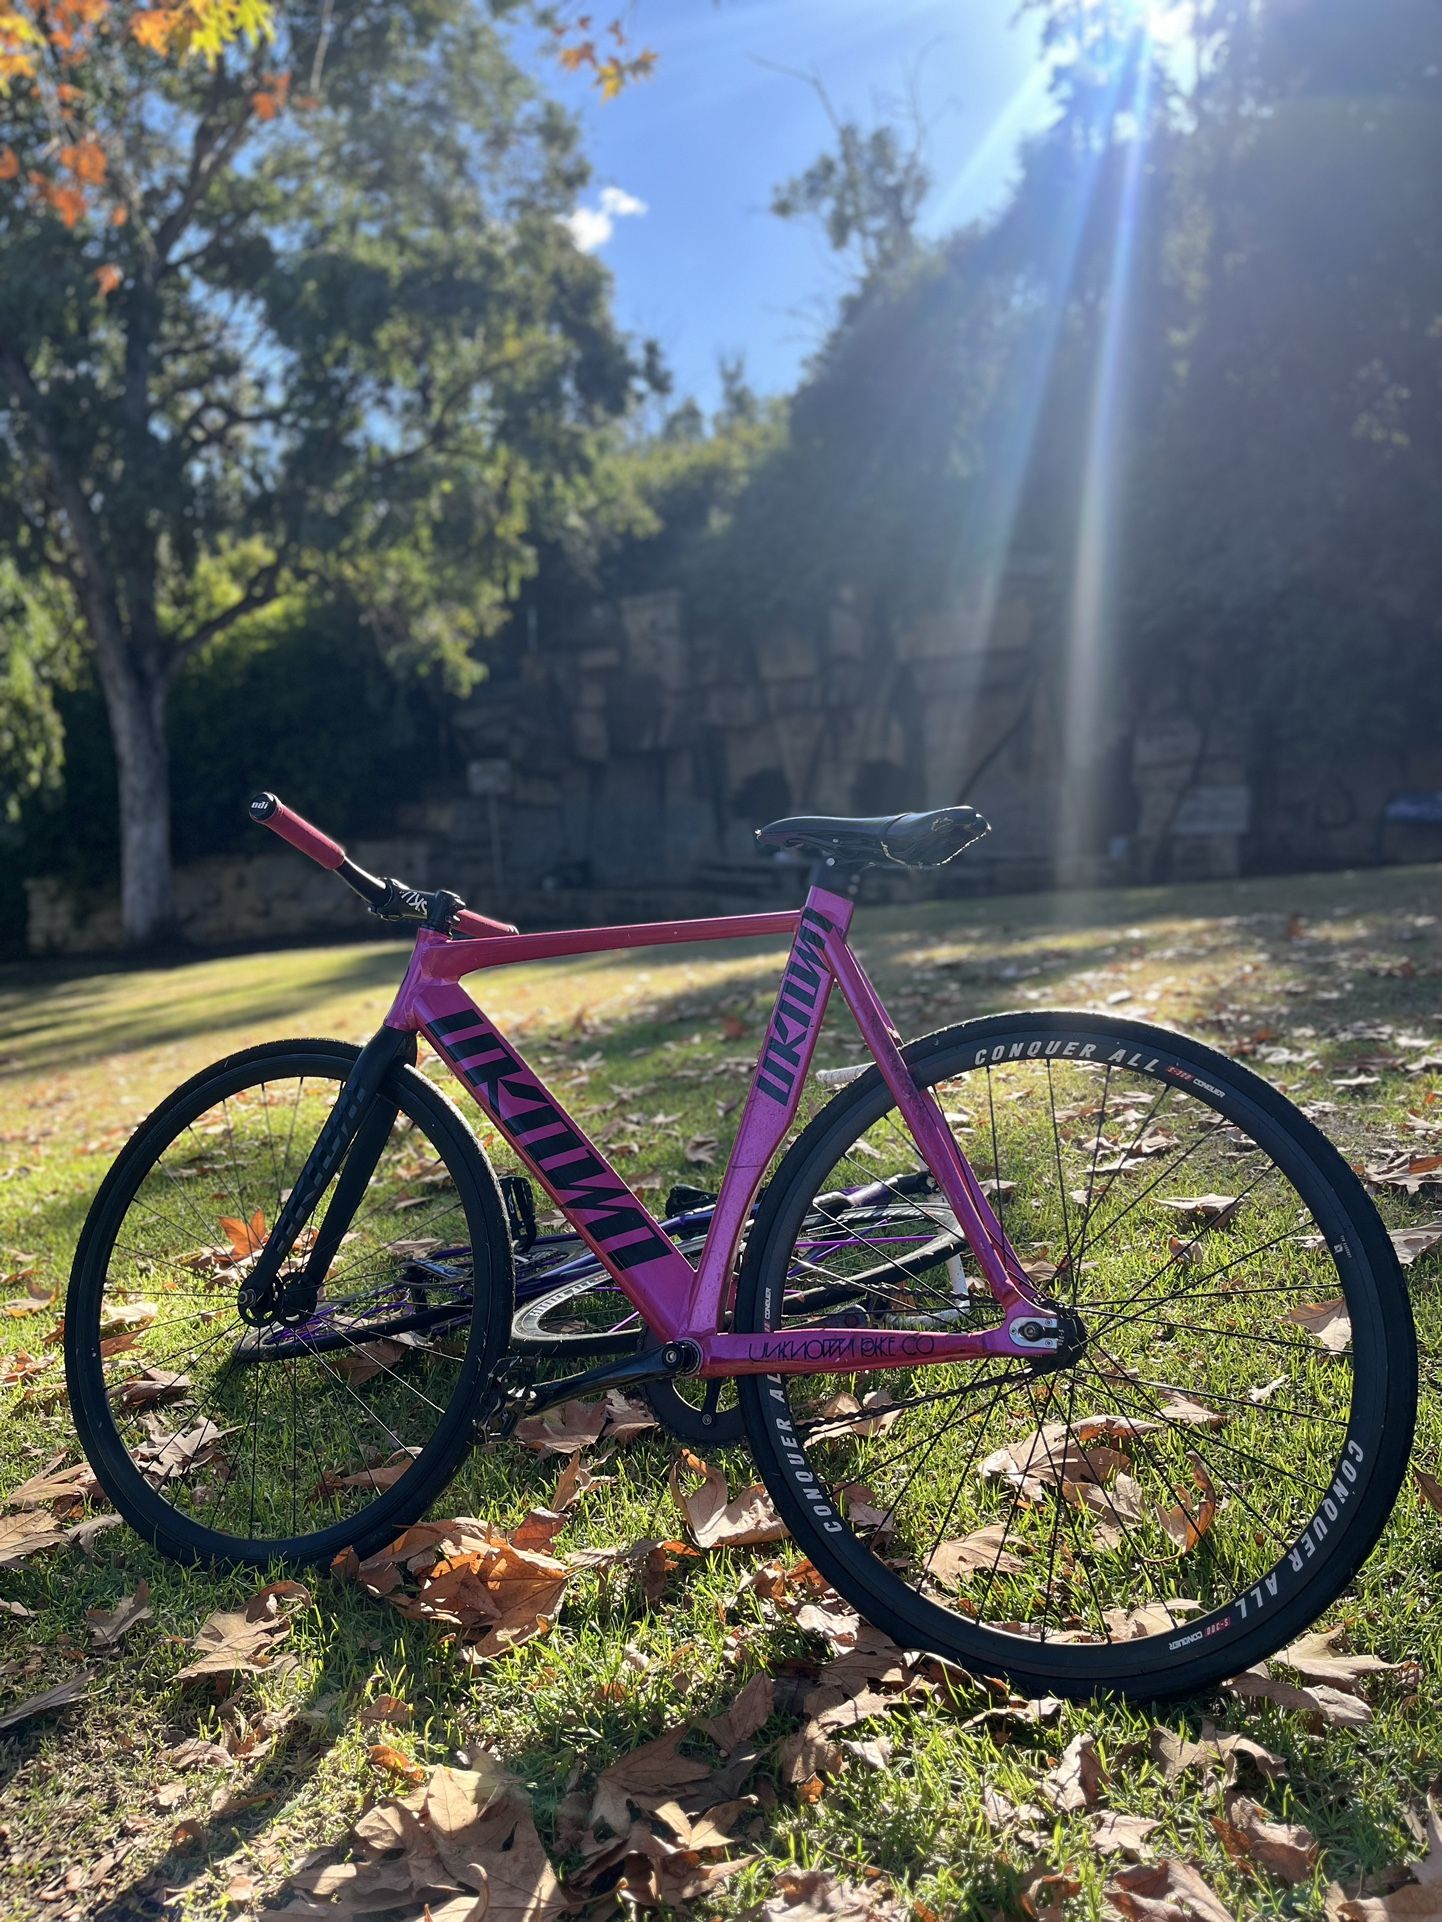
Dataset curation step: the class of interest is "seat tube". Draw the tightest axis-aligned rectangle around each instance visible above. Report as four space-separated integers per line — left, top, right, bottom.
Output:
823 931 1036 1308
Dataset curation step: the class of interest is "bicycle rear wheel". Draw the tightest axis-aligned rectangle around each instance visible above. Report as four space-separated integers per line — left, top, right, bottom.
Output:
66 1039 512 1567
738 1013 1415 1700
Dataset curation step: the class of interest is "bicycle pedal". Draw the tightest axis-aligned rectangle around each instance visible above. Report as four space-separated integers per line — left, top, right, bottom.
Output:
473 1354 539 1442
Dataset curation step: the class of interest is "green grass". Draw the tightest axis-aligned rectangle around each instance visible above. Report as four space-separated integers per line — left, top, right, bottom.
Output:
1 864 1440 1920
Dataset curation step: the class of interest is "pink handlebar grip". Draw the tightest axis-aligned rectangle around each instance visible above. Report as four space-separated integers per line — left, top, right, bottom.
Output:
248 792 346 870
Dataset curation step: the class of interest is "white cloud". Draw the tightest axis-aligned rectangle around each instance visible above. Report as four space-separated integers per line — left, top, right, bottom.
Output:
561 184 649 253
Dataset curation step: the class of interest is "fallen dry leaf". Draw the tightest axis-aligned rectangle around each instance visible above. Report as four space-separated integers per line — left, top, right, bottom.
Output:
1226 1665 1373 1728
1105 1858 1234 1922
1287 1298 1351 1352
1277 1625 1400 1690
1391 1224 1442 1268
1156 1194 1241 1230
111 1367 191 1409
1415 1467 1442 1514
926 1523 1026 1583
174 1580 308 1682
0 1507 67 1568
4 1458 100 1509
334 1517 568 1658
980 1414 1157 1499
1213 1791 1318 1884
1045 1730 1106 1813
1149 1722 1287 1785
670 1451 788 1550
86 1579 152 1649
0 1670 94 1731
1158 1453 1218 1554
1093 1811 1161 1858
753 1865 910 1919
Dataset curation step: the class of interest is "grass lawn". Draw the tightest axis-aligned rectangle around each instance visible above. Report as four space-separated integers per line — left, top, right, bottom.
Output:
1 863 1440 1921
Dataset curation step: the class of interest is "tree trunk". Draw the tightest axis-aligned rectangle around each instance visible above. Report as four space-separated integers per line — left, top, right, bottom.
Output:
96 647 177 947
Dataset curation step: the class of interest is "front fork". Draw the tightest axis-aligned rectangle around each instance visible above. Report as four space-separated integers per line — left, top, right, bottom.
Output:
237 1027 415 1324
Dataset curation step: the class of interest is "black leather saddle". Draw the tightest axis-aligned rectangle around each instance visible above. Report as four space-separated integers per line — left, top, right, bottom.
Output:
756 805 991 870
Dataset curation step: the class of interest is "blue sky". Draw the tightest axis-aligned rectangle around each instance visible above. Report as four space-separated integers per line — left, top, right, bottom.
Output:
528 1 1057 410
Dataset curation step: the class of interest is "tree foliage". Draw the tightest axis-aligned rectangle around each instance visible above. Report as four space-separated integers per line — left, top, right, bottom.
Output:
0 0 649 940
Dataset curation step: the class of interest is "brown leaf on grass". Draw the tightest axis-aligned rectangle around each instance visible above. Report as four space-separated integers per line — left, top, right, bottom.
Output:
1092 1811 1161 1858
1154 1393 1226 1429
1105 1858 1234 1921
360 1695 412 1728
219 1210 268 1259
589 1725 714 1833
1277 1625 1401 1690
0 1507 67 1567
1044 1731 1106 1813
315 1449 418 1496
704 1672 775 1754
753 1865 909 1919
1366 1151 1442 1195
1158 1453 1218 1553
426 1761 567 1916
1325 1804 1442 1920
1225 1666 1373 1728
513 1398 608 1455
4 1457 99 1509
97 1299 158 1338
0 1670 95 1731
174 1580 308 1682
980 1415 1158 1499
136 1418 236 1485
1156 1194 1242 1230
1287 1298 1352 1352
111 1367 191 1409
330 1337 411 1386
1415 1467 1442 1513
368 1743 427 1785
1018 1860 1083 1921
1213 1791 1318 1884
670 1450 788 1549
600 1389 658 1441
86 1579 152 1648
554 1451 610 1510
1391 1224 1442 1268
334 1517 568 1658
810 1389 904 1440
926 1524 1026 1583
1149 1722 1287 1785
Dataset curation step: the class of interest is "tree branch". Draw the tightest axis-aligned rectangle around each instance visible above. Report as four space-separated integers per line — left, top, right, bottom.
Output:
168 554 289 667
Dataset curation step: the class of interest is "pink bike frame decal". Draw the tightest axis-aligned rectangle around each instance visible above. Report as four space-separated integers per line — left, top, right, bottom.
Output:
383 888 1045 1372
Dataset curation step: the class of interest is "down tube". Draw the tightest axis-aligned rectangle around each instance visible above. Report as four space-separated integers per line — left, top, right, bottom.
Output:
416 983 695 1328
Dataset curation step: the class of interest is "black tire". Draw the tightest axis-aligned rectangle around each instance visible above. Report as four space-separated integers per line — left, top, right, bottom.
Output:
737 1013 1416 1701
66 1039 513 1568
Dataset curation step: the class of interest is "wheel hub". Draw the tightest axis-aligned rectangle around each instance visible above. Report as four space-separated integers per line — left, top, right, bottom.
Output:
1020 1300 1088 1375
237 1269 321 1329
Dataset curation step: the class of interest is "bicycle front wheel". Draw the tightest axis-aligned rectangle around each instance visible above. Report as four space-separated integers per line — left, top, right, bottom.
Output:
66 1039 512 1567
737 1013 1416 1700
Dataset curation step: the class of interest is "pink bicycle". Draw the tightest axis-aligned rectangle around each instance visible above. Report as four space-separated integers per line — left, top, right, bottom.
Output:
65 794 1416 1698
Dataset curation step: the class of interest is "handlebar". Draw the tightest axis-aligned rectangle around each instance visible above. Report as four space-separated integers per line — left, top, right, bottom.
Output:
248 792 517 937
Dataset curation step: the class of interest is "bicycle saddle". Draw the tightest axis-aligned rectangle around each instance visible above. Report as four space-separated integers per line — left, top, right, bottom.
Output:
755 805 990 870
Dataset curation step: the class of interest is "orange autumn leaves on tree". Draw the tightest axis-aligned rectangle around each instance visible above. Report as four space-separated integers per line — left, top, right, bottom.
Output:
1 0 277 240
548 9 657 100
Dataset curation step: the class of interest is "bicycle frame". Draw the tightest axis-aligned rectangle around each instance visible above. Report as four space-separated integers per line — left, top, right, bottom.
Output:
382 884 1057 1378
